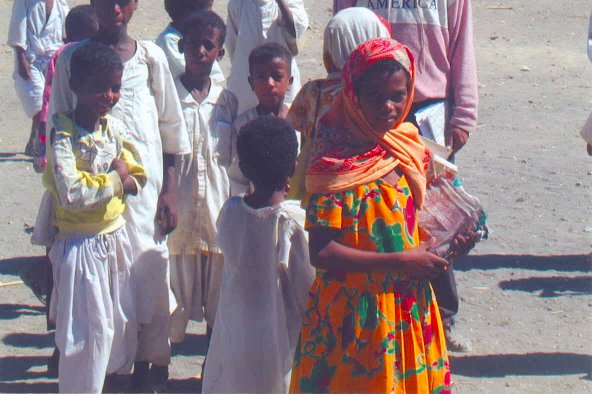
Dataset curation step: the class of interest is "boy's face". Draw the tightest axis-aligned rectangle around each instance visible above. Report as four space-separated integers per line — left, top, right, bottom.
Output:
248 57 293 109
181 27 224 77
92 0 137 34
75 69 123 119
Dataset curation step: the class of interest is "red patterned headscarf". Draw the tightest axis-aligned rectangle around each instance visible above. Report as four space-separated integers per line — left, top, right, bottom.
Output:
306 38 430 208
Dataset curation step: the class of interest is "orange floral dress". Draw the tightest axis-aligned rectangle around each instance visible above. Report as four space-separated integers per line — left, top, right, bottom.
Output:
289 176 451 393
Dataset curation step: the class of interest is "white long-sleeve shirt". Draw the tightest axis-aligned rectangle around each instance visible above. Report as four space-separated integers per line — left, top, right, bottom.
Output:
7 0 68 63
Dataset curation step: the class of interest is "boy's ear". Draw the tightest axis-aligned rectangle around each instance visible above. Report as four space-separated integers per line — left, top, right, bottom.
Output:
289 75 294 85
217 47 225 61
248 76 254 91
178 38 184 54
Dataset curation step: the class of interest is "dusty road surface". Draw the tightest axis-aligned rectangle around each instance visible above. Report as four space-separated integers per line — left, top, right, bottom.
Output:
0 0 590 392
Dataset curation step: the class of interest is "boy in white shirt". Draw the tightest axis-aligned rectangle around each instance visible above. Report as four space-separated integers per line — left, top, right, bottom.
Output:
167 10 238 345
226 0 308 113
156 0 224 82
229 42 294 195
7 0 69 155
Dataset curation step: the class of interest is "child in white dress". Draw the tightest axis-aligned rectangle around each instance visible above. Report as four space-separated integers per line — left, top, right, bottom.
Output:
167 10 238 345
226 0 308 113
45 42 145 393
155 0 224 82
47 0 191 390
203 115 315 393
7 0 69 155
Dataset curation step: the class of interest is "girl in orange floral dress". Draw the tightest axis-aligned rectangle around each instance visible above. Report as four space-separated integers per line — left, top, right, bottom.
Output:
289 38 451 393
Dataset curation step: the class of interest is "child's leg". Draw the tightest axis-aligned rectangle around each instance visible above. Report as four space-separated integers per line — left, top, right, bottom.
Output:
203 252 224 330
169 254 206 343
13 62 45 153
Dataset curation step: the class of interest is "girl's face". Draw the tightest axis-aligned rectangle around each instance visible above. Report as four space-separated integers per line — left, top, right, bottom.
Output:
92 0 137 34
357 69 409 134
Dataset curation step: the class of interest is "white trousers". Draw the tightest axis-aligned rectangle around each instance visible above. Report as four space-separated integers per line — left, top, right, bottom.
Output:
49 227 137 393
169 253 224 342
13 57 49 118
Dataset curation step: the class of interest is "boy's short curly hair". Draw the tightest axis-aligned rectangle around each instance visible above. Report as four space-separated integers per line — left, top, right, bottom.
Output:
237 116 298 191
181 10 226 47
65 5 98 42
70 42 123 93
248 42 292 75
164 0 212 22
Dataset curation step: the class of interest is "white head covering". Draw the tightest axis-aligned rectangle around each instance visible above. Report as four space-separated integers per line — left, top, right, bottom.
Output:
323 7 391 73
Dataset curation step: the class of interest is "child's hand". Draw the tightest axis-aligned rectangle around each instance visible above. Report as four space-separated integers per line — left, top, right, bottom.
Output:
449 128 470 153
449 226 479 258
122 177 138 195
400 238 449 279
156 190 177 235
111 158 129 181
17 53 31 81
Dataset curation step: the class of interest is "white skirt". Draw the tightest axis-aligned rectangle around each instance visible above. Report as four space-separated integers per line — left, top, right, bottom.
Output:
49 227 137 393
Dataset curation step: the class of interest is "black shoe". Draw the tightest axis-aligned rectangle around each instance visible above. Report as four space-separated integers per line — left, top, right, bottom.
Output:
131 361 150 392
47 347 59 378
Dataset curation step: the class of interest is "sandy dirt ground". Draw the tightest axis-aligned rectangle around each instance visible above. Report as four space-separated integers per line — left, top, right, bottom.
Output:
0 0 591 392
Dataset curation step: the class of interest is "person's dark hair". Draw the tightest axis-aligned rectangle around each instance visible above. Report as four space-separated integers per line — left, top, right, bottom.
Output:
248 42 292 75
353 59 409 95
237 116 298 191
70 42 123 94
65 5 99 42
164 0 212 21
181 10 226 47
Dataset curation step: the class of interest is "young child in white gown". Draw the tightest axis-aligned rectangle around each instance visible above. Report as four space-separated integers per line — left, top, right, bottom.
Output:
202 115 315 393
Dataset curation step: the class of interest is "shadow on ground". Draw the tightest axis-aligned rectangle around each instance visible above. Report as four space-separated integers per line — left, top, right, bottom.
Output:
455 254 592 272
0 256 47 277
3 332 53 349
0 152 32 163
0 356 52 382
0 304 45 320
451 352 592 380
172 333 209 357
499 275 592 297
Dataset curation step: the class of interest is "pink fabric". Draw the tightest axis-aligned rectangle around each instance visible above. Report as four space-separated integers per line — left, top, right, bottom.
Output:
39 42 75 125
333 0 478 134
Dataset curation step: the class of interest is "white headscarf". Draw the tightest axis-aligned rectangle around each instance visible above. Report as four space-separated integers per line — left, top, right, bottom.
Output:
323 7 391 74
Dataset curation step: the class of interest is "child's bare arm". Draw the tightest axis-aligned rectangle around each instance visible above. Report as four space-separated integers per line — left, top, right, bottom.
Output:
276 0 297 38
156 153 178 235
309 227 448 279
15 47 31 80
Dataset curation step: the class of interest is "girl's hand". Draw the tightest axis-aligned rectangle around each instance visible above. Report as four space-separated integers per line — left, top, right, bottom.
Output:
17 53 31 81
400 238 449 279
449 128 470 153
449 226 479 258
111 158 129 181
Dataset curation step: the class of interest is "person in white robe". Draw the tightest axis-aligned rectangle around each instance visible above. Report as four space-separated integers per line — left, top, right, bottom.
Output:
47 35 190 393
7 0 68 155
202 115 314 393
167 11 239 343
226 0 309 113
